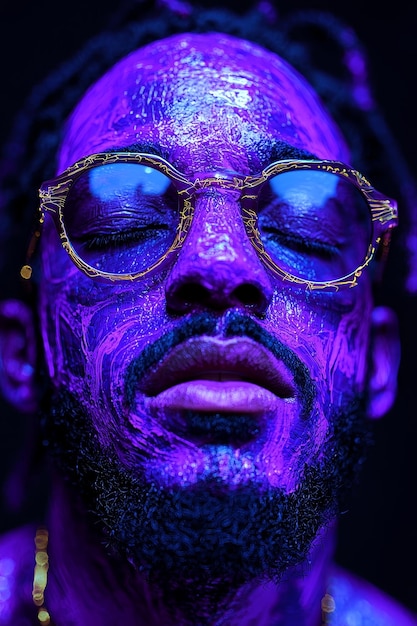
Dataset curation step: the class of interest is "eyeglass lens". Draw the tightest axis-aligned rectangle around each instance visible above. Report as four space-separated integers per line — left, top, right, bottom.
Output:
257 170 372 282
64 163 180 275
62 163 373 281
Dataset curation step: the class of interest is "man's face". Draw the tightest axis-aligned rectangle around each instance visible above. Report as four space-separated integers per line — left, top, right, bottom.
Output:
39 33 373 587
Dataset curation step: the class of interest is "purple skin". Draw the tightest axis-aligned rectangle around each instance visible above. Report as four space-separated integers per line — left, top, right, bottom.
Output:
0 32 405 625
41 33 361 494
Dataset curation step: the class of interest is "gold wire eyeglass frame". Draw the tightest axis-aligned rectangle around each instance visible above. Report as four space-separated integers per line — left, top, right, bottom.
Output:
21 152 398 291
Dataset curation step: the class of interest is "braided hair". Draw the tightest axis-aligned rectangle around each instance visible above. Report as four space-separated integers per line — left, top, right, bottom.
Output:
0 0 415 302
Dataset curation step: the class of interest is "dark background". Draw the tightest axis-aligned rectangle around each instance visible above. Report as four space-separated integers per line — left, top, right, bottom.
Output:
0 0 416 616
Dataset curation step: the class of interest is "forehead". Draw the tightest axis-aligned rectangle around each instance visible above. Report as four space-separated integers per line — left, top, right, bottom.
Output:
58 32 349 172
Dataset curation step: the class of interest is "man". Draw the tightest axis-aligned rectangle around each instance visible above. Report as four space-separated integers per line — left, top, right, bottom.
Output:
0 2 415 624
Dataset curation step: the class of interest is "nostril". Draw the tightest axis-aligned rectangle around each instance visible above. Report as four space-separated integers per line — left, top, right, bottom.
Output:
167 281 269 312
171 283 210 307
232 283 266 308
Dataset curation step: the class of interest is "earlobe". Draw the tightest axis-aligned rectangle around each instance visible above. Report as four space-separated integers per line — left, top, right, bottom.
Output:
366 306 401 420
0 299 38 413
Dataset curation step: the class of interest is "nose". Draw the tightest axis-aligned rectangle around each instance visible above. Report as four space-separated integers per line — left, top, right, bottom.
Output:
165 190 273 314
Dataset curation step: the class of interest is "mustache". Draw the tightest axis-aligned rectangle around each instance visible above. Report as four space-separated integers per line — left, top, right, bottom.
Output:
124 310 316 418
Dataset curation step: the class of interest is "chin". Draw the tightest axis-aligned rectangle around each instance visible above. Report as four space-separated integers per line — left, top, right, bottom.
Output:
43 386 371 602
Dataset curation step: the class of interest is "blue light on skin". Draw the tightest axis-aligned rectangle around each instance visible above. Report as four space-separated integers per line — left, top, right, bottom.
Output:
0 557 15 616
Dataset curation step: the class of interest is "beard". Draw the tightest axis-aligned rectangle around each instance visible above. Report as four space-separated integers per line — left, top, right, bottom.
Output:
39 308 372 619
41 385 371 617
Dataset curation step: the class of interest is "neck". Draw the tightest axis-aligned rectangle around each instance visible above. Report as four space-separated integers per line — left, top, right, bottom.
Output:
45 477 336 626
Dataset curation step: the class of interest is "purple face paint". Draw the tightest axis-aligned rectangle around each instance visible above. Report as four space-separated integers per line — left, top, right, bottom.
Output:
40 32 372 500
58 32 349 172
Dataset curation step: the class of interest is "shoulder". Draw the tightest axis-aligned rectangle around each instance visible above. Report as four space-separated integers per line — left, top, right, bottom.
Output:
0 524 37 625
329 565 417 626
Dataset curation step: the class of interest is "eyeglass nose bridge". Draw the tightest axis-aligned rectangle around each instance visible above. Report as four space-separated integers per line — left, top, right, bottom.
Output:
179 172 262 224
181 171 249 195
177 172 262 244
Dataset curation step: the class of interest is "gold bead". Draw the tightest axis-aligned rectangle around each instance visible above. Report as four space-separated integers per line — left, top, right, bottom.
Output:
34 566 48 588
38 607 51 624
321 592 336 613
35 551 49 567
20 265 33 279
35 529 48 547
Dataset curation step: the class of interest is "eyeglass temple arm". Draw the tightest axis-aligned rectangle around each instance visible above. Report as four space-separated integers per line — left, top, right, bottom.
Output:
20 214 44 280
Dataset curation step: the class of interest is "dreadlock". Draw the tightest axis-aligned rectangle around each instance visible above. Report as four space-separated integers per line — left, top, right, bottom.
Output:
0 0 415 303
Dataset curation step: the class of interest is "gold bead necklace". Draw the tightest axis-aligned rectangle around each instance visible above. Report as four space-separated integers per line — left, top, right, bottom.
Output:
33 528 53 625
33 527 335 625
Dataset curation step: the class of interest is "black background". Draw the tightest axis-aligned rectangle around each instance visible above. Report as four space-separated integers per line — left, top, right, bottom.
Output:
0 0 416 616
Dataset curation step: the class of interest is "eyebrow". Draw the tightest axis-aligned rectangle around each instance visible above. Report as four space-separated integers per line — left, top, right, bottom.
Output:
104 142 170 159
262 140 317 163
104 139 318 167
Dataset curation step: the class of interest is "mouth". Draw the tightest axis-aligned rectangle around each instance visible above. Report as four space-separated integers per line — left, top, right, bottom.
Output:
138 336 296 414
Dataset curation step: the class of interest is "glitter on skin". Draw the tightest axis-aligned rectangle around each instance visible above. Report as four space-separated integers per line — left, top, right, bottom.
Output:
58 33 350 172
39 32 371 503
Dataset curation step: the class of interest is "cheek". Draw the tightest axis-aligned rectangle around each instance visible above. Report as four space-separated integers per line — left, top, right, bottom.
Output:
325 307 372 400
267 288 372 402
81 292 168 405
39 232 168 399
256 288 372 485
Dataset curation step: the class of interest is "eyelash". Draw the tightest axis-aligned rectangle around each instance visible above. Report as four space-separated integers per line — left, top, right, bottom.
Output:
81 224 169 250
261 228 339 259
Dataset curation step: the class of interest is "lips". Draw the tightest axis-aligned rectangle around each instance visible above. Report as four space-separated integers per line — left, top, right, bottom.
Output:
139 336 296 414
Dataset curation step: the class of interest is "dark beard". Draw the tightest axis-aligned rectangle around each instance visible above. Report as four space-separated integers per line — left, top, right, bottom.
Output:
41 387 371 621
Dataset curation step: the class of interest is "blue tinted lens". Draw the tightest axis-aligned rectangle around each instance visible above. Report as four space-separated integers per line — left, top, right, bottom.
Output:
64 163 179 275
89 163 172 199
258 169 372 282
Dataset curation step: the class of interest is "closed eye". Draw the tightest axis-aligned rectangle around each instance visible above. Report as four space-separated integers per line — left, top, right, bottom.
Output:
261 227 340 259
78 224 170 251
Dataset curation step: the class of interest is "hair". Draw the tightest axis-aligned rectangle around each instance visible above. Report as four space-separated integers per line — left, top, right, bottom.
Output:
0 0 416 304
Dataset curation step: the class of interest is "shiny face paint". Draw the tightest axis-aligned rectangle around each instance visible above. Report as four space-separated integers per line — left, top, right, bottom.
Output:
40 32 370 500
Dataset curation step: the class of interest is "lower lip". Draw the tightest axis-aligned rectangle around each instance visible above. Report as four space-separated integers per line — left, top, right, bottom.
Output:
146 380 283 413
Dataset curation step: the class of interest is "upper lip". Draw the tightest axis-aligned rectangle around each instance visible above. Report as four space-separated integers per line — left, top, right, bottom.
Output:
138 336 296 398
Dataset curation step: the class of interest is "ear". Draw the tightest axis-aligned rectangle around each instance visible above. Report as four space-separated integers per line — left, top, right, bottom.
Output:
0 299 38 413
366 306 401 419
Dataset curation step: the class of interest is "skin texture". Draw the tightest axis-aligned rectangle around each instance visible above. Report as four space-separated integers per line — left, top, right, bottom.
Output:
41 33 363 494
0 31 405 625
